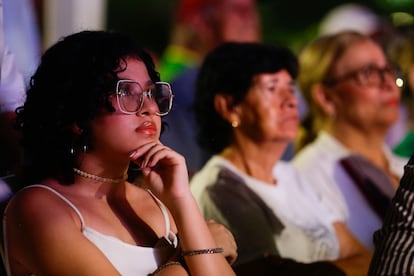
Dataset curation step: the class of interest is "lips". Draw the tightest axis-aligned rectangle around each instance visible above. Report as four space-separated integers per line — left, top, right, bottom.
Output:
136 121 156 135
383 97 400 106
384 98 399 106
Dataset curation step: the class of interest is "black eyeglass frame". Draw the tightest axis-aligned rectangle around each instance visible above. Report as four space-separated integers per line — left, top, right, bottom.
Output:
322 63 400 88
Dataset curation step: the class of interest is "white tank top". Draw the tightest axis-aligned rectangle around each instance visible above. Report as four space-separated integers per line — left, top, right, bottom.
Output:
3 184 179 276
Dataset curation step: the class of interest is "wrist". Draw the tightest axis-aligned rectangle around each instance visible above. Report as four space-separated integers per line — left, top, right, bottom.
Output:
149 261 182 276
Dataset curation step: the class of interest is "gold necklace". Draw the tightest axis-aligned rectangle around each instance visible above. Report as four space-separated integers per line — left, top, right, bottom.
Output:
73 168 128 184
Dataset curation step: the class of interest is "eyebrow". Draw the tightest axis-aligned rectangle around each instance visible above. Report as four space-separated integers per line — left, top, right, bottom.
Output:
121 79 154 87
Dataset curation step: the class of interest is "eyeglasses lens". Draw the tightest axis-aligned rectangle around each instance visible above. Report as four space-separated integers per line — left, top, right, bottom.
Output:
117 81 172 115
359 65 396 86
153 83 172 115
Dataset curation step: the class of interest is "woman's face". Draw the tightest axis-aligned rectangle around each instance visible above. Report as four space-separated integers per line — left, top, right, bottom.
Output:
90 58 162 159
236 70 299 143
326 40 400 131
217 0 260 43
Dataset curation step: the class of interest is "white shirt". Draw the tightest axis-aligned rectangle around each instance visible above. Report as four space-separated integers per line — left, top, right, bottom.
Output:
0 0 25 113
293 131 407 251
191 156 340 263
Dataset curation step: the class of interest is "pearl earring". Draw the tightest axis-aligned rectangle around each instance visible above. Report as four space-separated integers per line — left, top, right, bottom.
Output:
231 121 239 128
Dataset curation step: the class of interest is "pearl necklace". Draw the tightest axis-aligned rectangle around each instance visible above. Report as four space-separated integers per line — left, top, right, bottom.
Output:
73 168 128 184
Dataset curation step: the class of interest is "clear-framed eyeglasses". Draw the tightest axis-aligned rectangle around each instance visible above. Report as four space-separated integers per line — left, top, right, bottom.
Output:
323 63 403 88
115 80 173 116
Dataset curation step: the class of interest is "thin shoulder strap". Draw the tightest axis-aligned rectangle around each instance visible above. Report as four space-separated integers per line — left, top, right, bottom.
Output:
146 189 178 248
2 184 86 276
10 185 86 228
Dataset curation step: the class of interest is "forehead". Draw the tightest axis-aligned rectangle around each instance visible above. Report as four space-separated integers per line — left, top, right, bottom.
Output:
117 58 150 82
221 0 256 7
334 40 386 73
253 70 293 84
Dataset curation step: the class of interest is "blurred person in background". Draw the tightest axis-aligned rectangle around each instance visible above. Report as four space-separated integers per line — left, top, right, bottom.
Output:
0 2 28 272
159 0 261 174
293 30 407 252
191 42 371 276
158 0 260 83
318 3 405 150
3 0 41 87
386 25 414 158
0 0 26 200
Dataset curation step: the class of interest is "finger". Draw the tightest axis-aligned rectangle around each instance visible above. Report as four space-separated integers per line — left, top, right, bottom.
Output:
129 142 157 161
207 219 216 224
129 142 169 169
140 144 172 169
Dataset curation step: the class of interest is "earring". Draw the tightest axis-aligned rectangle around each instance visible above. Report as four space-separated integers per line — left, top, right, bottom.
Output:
70 146 75 156
79 128 89 152
82 143 88 152
231 121 239 128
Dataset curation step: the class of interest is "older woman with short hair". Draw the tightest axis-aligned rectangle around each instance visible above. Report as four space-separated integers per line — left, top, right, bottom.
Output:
191 41 371 275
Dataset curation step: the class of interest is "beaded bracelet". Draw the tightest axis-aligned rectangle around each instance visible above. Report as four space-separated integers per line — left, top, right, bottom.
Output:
148 261 182 275
182 247 224 257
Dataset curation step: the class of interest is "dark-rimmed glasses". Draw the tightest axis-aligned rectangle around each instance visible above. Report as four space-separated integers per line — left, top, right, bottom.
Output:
115 80 173 116
323 64 402 88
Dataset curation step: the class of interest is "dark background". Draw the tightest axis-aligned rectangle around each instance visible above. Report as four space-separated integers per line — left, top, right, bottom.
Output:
106 0 414 57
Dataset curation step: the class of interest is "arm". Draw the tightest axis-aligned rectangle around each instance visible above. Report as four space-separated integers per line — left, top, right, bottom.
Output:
332 222 372 276
4 188 122 275
206 219 238 265
368 156 414 276
130 142 235 275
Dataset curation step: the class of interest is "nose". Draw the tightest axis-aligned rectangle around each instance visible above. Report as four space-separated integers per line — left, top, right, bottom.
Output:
287 93 298 109
282 88 298 110
138 92 158 116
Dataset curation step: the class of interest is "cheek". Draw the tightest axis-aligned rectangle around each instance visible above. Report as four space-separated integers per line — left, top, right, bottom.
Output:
262 105 285 129
336 89 371 109
91 116 133 143
91 116 127 144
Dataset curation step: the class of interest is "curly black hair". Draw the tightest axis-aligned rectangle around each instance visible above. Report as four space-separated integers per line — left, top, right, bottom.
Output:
16 30 160 185
195 42 298 154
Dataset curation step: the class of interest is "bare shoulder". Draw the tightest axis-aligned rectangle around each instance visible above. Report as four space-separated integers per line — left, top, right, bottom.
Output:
6 185 77 223
4 184 123 275
4 184 83 243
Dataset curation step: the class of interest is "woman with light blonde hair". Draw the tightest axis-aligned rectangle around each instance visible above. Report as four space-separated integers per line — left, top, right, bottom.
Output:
294 30 407 252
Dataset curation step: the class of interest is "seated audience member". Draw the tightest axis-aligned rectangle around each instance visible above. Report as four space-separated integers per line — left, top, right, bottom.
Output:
2 30 236 276
158 0 261 82
191 42 371 275
386 27 414 158
0 46 25 198
368 154 414 275
0 0 26 199
159 0 261 173
293 30 407 251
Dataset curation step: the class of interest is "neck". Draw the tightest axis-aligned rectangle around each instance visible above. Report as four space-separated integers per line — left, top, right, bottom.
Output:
220 141 285 185
326 121 385 148
324 124 391 171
